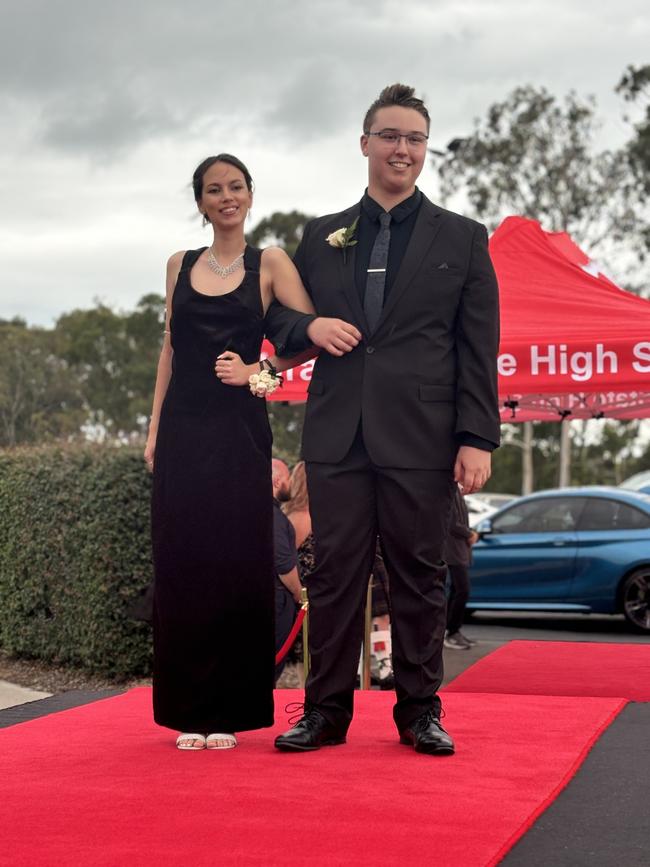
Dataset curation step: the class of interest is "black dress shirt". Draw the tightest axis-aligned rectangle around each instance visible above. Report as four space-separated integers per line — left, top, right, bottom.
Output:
354 188 422 303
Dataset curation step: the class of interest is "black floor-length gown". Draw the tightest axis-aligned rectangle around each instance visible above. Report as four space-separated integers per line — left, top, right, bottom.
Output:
151 246 275 733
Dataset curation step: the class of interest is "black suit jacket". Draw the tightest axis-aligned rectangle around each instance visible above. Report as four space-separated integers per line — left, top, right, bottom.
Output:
266 194 500 470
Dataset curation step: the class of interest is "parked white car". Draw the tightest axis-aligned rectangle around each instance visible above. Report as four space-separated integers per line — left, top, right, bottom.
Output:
472 493 519 510
464 494 498 528
464 493 519 528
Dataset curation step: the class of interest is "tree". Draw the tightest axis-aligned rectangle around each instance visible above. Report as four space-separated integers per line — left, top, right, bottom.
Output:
430 81 649 490
266 403 306 465
248 210 314 258
54 295 164 439
571 419 642 485
431 84 640 255
0 321 82 447
121 293 166 426
0 296 166 446
617 64 650 261
617 64 650 195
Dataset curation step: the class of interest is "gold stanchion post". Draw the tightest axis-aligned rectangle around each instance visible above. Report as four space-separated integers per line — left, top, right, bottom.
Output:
361 578 373 689
300 586 310 685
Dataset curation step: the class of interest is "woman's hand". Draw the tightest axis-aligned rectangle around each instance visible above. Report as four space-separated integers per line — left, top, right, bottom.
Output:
215 352 256 386
144 434 156 473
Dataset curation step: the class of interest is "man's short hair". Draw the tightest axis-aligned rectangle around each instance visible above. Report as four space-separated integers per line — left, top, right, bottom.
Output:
363 84 430 133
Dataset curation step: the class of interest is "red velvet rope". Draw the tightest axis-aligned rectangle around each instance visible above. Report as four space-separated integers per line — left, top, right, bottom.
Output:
275 606 307 665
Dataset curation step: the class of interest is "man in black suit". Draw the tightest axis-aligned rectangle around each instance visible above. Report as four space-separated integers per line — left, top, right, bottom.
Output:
271 84 500 755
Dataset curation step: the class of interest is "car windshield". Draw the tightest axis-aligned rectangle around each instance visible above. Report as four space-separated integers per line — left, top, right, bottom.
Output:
620 471 650 491
491 496 584 534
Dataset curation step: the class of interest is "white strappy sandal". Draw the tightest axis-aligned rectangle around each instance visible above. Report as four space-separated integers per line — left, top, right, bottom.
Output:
206 733 238 750
176 733 207 750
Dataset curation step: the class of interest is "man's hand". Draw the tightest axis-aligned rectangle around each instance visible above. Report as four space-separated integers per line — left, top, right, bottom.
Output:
454 446 491 494
306 318 361 356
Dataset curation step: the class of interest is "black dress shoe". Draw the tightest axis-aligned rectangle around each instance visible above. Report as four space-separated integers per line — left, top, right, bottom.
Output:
274 709 346 752
399 710 455 755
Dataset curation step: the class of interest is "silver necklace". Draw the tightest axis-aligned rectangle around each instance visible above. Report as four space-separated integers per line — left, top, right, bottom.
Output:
206 247 245 278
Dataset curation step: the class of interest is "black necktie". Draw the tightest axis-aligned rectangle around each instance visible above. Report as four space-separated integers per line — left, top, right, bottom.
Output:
364 212 392 333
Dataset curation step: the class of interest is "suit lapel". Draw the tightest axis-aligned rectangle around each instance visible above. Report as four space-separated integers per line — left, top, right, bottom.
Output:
375 196 443 332
334 203 369 333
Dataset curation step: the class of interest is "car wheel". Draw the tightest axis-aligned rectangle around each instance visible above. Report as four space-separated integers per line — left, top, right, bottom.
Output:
621 568 650 633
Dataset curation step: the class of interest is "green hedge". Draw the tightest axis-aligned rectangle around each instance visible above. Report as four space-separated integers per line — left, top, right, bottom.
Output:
0 446 153 678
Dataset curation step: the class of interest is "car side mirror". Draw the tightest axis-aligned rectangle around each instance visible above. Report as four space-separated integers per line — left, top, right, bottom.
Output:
476 517 493 536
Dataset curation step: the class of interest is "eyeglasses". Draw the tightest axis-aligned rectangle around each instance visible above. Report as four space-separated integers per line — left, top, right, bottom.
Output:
365 129 429 147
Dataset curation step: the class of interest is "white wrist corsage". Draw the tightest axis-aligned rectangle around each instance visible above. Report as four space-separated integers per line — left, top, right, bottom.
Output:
249 361 283 398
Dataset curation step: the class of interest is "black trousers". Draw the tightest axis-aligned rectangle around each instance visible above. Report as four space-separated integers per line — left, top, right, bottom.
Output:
305 427 455 733
446 564 471 634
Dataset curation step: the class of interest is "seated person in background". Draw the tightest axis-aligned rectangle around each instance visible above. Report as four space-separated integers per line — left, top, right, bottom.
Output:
284 461 314 570
443 483 479 650
284 466 394 687
272 459 302 681
369 542 394 690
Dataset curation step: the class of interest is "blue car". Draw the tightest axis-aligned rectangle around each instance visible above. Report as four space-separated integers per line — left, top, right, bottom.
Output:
469 487 650 633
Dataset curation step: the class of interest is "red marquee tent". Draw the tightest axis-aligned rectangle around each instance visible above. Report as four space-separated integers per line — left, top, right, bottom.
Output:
267 216 650 420
491 216 650 420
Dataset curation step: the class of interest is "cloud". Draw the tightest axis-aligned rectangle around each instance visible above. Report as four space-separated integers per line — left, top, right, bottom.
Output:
40 91 186 157
1 0 649 324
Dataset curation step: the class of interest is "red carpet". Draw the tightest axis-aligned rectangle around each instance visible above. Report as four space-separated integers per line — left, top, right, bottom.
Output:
446 640 650 700
0 688 624 867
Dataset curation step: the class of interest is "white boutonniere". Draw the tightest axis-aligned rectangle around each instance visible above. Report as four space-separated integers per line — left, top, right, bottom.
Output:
326 217 359 264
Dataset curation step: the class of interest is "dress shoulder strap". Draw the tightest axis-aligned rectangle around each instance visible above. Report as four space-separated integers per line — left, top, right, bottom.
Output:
170 248 205 311
179 247 207 272
243 245 262 274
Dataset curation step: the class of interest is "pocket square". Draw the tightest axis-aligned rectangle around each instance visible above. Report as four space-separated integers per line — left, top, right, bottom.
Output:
437 262 449 270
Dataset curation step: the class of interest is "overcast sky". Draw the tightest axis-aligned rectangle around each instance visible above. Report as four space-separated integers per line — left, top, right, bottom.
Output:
1 0 648 326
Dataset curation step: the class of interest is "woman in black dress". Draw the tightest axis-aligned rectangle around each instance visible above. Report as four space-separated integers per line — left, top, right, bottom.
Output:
144 154 323 751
